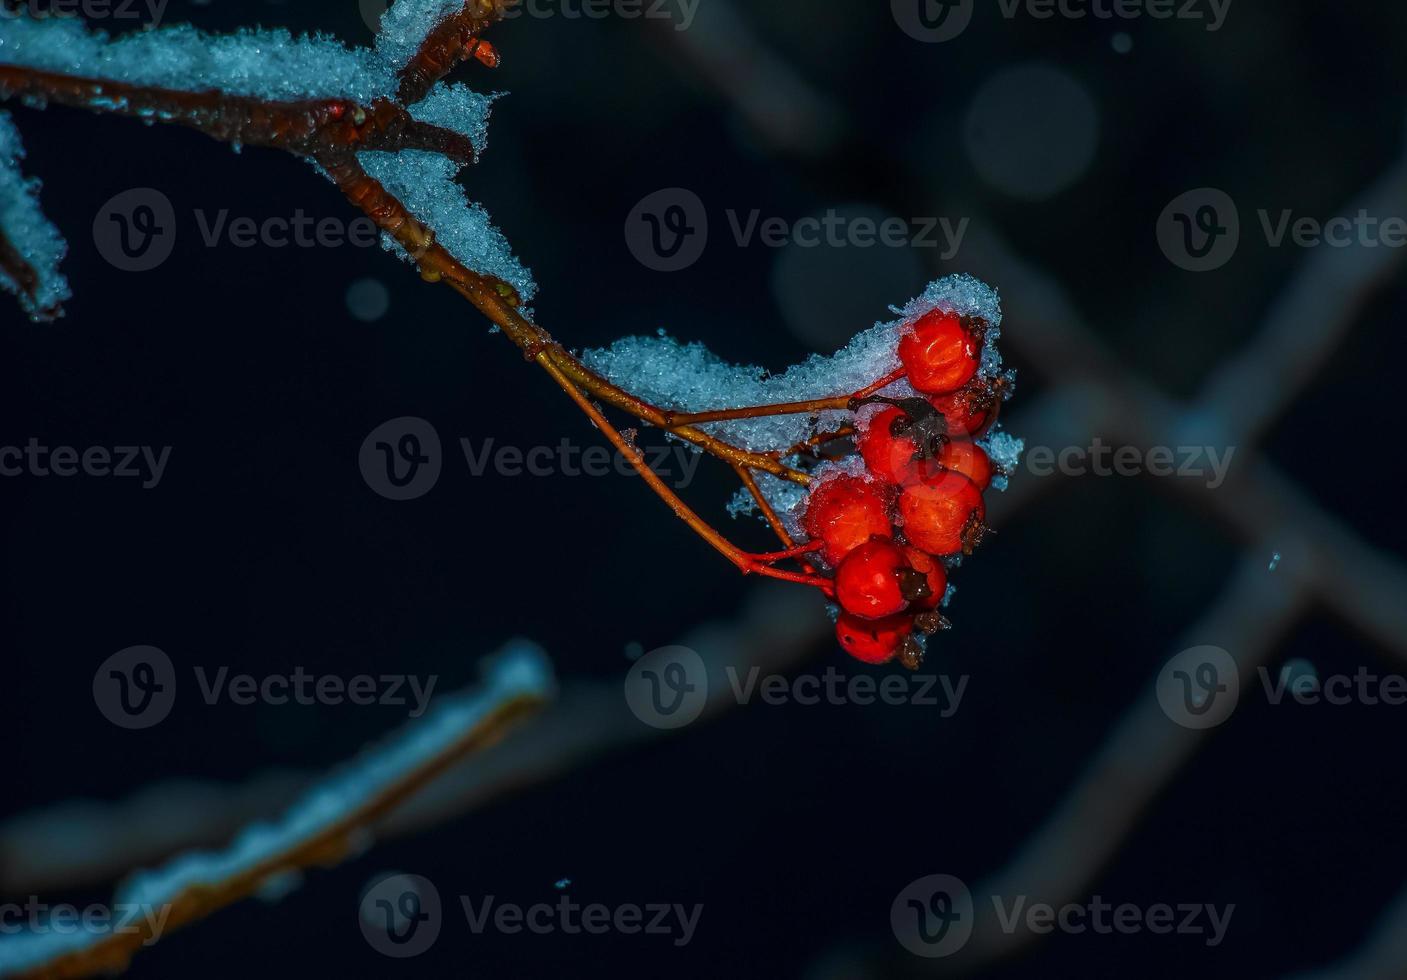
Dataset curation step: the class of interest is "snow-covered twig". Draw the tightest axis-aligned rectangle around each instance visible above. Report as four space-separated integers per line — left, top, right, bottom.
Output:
0 644 553 980
0 109 68 319
0 587 825 899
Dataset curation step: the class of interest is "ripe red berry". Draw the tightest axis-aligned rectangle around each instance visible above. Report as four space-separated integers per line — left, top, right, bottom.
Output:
902 547 949 610
897 310 981 395
928 388 992 438
835 536 911 619
898 468 987 556
936 439 993 491
801 475 894 565
835 611 913 664
857 406 922 485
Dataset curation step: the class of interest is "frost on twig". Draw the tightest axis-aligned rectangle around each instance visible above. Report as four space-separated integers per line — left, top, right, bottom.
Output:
0 0 534 319
0 642 554 980
0 110 68 321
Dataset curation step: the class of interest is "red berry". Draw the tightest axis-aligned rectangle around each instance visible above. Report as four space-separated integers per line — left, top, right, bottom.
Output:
936 439 993 491
857 406 921 485
835 536 911 619
801 475 893 565
929 388 992 438
903 547 949 610
835 611 912 664
898 469 987 556
897 310 981 395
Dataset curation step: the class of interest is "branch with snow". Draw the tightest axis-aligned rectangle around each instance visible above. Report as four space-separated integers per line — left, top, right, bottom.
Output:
1 584 827 899
0 642 554 980
0 0 533 316
0 109 68 320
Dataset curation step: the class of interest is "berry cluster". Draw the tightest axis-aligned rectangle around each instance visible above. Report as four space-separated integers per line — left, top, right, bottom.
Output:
799 309 1012 670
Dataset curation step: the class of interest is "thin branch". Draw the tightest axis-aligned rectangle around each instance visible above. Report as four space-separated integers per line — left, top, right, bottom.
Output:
0 68 480 163
538 352 833 592
3 649 552 980
899 558 1309 975
397 0 510 104
1197 134 1407 449
0 773 308 897
733 462 797 549
2 585 830 904
664 395 851 427
0 227 49 316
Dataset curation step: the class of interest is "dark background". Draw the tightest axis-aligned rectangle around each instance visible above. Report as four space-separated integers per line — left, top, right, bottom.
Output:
4 0 1407 976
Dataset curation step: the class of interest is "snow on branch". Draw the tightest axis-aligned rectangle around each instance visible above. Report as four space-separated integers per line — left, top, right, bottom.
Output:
0 109 69 320
0 0 532 320
378 0 484 69
0 16 396 103
0 642 554 980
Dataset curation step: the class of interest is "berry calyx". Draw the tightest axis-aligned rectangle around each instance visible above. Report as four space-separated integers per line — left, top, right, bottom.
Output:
898 469 987 556
936 439 993 490
913 610 952 635
801 474 894 565
835 536 928 618
898 310 981 395
835 611 913 665
929 387 993 438
902 547 949 610
895 636 925 672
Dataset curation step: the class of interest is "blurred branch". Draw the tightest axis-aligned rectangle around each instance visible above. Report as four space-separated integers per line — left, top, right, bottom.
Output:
0 774 308 898
1197 137 1407 449
0 647 552 979
646 2 841 156
1288 882 1407 980
379 583 829 836
890 557 1311 976
0 586 827 901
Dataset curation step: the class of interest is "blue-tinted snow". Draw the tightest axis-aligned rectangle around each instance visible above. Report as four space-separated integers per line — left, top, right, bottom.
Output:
0 110 69 320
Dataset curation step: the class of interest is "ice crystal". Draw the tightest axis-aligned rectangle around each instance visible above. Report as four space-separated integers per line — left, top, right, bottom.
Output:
0 110 69 319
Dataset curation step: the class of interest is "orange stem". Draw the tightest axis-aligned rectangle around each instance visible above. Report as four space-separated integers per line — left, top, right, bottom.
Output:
661 367 907 427
538 355 831 592
732 462 796 549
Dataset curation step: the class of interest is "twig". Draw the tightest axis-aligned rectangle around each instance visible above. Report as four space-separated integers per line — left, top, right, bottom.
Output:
1 647 553 980
1 586 827 917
